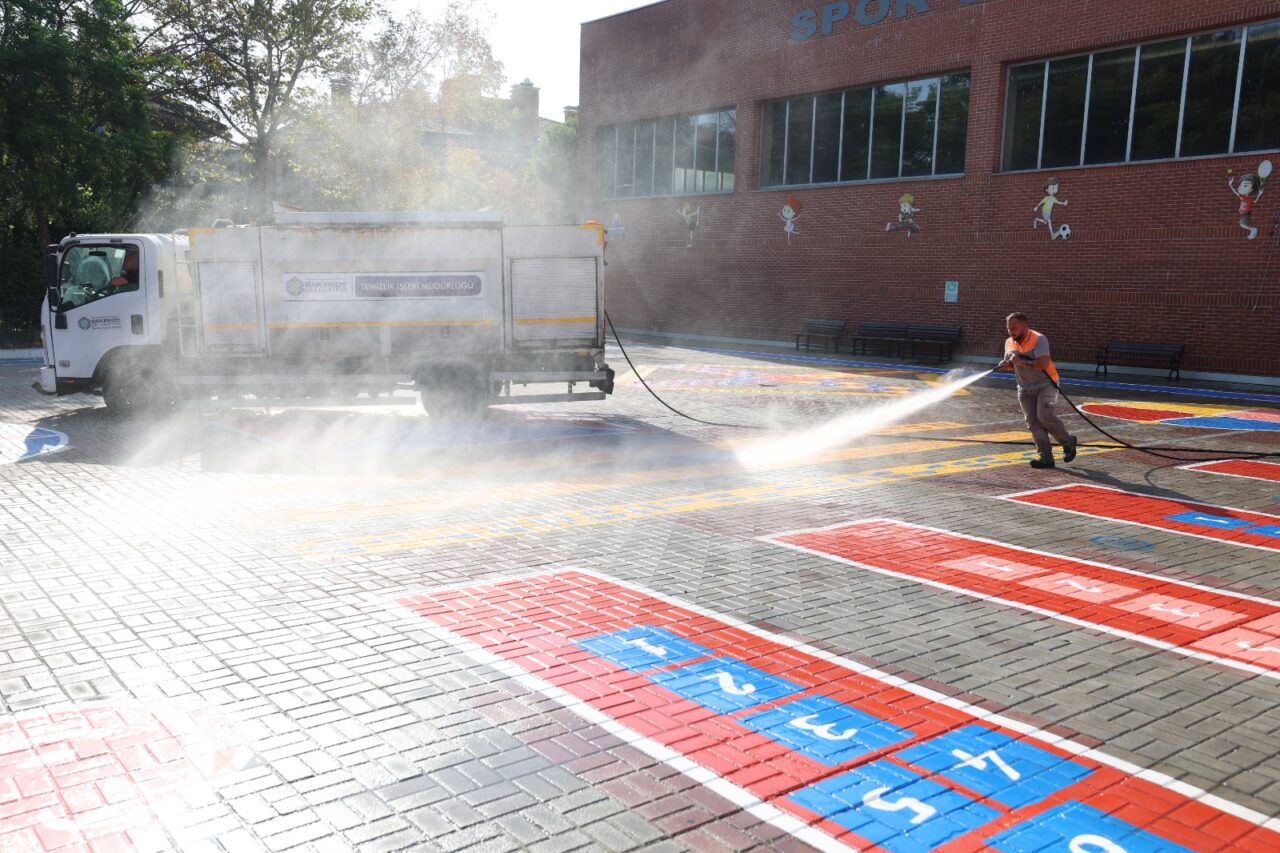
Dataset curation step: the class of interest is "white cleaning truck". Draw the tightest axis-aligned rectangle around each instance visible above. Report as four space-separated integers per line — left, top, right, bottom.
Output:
36 212 614 416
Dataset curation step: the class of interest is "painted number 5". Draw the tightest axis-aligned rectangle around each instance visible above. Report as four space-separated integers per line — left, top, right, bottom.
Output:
861 786 937 825
951 748 1021 781
1069 834 1127 853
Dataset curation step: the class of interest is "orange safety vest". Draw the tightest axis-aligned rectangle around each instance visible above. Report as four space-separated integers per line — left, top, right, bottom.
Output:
1006 329 1060 385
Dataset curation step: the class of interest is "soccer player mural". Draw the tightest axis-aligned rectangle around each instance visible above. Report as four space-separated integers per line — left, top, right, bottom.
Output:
1034 177 1071 241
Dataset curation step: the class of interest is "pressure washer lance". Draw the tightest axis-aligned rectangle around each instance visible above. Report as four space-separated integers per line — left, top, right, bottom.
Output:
997 352 1280 462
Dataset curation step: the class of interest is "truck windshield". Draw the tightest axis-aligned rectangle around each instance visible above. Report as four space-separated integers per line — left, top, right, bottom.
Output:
57 245 139 311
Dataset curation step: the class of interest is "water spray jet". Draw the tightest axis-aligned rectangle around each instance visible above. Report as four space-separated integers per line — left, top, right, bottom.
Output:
734 369 994 469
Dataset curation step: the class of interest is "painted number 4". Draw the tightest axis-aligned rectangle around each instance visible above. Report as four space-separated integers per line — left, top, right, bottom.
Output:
952 747 1021 781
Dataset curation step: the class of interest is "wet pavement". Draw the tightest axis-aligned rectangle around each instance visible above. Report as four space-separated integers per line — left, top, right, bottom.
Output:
1 344 1279 852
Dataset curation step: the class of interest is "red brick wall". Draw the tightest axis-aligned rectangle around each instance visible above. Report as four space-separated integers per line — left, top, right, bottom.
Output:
579 0 1280 377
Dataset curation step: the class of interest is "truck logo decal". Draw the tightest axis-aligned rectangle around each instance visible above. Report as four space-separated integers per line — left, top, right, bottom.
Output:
354 273 483 299
282 274 351 299
285 277 305 297
77 317 121 331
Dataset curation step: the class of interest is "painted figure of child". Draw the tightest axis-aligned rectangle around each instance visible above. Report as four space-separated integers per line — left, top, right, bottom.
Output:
1230 173 1264 240
1034 178 1069 239
886 194 920 236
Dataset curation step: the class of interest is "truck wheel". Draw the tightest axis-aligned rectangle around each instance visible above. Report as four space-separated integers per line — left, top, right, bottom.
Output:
102 369 169 417
418 369 490 420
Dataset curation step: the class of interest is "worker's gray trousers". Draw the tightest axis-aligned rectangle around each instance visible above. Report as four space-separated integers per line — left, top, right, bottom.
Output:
1018 383 1075 458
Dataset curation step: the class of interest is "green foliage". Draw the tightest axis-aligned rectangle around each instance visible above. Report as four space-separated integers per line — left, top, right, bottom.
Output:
0 0 175 331
527 114 579 224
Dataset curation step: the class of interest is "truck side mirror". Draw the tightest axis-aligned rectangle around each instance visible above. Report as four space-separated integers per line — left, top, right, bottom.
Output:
44 250 59 310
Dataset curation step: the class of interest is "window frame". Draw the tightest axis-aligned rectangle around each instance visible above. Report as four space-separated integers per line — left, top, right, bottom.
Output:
599 107 737 200
1002 19 1280 173
759 71 971 191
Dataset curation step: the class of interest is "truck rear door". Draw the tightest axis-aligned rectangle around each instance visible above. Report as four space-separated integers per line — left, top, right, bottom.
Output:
503 227 603 349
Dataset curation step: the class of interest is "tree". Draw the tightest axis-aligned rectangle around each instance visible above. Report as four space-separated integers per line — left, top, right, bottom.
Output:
140 0 374 214
0 0 173 330
527 113 578 224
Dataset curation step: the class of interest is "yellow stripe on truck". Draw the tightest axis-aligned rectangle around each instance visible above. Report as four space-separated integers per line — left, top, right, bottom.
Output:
202 320 495 331
513 317 597 326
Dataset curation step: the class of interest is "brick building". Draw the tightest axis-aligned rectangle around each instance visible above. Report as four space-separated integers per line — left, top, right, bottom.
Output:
579 0 1280 380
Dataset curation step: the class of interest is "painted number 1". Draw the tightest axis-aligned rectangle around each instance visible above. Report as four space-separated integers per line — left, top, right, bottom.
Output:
951 748 1021 781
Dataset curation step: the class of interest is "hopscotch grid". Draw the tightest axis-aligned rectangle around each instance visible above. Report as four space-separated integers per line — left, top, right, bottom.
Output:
761 518 1280 607
388 568 1280 833
384 596 860 853
1179 459 1280 483
995 484 1280 554
762 528 1278 682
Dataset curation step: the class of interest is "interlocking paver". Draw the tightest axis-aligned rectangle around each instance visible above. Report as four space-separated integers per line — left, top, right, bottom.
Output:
1 347 1278 850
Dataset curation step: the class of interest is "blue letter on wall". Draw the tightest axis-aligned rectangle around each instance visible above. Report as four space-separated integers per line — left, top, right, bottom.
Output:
855 0 891 26
897 0 932 18
822 2 850 35
791 9 819 41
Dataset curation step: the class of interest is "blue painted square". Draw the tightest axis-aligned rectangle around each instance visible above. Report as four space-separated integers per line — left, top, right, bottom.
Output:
573 627 712 673
739 695 913 766
1166 511 1254 531
646 658 801 714
788 761 998 853
897 725 1090 809
1247 524 1280 539
988 802 1193 852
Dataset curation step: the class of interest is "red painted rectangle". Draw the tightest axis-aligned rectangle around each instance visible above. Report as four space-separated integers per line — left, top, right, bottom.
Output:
767 520 1280 676
1184 460 1280 484
396 570 1280 853
1004 484 1280 551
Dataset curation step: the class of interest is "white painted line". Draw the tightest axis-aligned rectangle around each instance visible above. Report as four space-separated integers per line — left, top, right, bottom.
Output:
385 596 858 853
391 568 1280 834
761 520 1278 681
1180 459 1280 483
995 484 1280 554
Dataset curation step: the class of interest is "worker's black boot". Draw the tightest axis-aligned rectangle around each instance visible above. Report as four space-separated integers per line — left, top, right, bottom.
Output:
1030 455 1056 469
1063 437 1079 463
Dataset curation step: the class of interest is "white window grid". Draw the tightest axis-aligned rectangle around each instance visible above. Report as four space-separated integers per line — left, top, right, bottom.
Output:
769 73 968 188
601 109 736 200
1004 20 1276 172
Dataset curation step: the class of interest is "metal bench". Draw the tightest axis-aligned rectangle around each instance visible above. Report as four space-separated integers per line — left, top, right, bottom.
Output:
905 325 962 363
795 318 846 353
849 322 910 356
1096 341 1186 381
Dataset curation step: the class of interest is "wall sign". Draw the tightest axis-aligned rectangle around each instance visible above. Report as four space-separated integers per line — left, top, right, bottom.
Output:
790 0 986 42
944 280 959 303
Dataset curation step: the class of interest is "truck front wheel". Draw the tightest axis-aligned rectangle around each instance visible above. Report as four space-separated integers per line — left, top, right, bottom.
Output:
102 367 170 417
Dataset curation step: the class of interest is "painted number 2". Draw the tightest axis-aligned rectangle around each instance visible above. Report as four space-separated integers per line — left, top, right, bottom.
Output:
952 748 1021 781
861 786 937 825
700 671 756 696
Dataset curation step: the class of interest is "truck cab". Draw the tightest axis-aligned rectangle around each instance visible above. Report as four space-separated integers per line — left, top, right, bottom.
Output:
39 234 184 407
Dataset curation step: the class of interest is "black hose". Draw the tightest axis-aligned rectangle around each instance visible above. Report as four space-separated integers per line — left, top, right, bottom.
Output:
605 321 1280 460
605 311 762 430
1050 378 1280 461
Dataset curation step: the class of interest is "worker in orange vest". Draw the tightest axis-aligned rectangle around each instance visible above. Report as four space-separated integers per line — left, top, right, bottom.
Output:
1000 312 1078 469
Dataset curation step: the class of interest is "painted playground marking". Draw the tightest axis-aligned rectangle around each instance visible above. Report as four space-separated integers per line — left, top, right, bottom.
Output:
1182 459 1280 484
1002 484 1280 553
1080 401 1280 432
0 423 67 466
395 570 1280 853
764 520 1280 678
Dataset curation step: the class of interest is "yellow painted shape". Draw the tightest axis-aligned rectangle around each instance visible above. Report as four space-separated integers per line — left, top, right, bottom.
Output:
292 442 1121 558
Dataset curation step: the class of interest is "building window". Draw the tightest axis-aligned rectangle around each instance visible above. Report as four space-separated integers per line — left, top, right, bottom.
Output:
1003 20 1280 171
760 73 971 188
599 109 736 199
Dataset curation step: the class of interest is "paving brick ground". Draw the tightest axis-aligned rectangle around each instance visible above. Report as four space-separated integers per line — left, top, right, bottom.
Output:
1 345 1278 851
